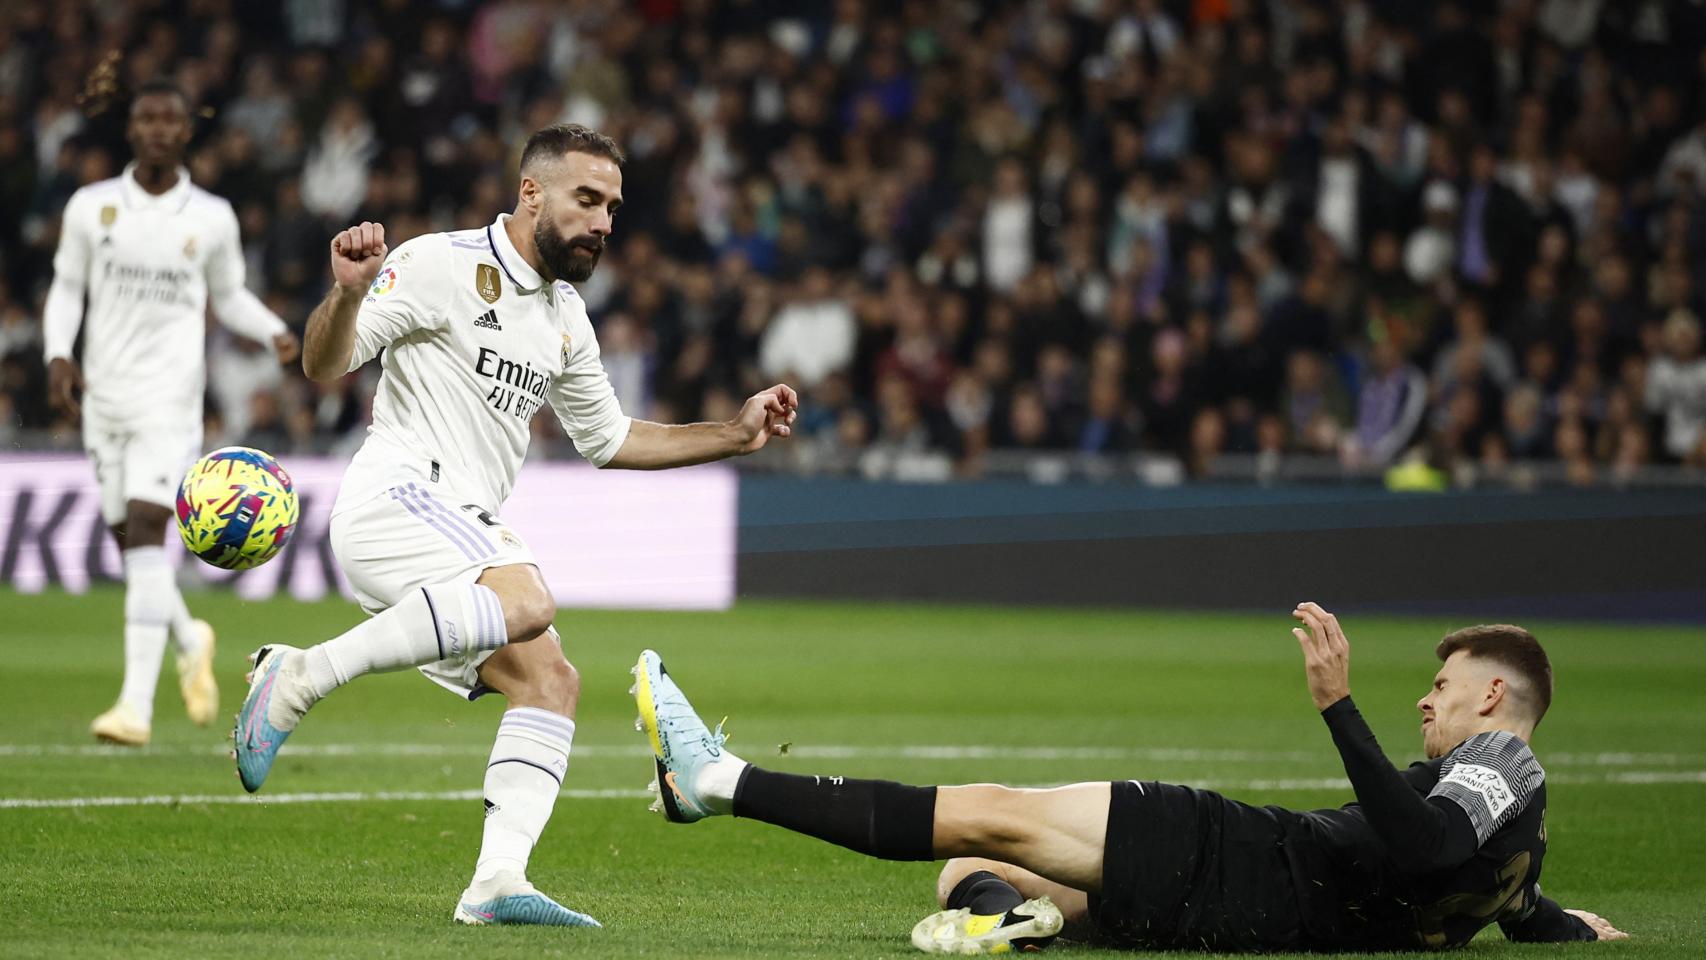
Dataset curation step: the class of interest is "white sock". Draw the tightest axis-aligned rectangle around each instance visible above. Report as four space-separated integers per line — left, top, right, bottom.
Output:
302 582 508 698
167 584 202 656
118 547 174 723
697 752 749 814
470 707 575 895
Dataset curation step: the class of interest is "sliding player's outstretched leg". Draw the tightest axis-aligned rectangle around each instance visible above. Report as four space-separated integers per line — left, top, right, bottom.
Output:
632 648 742 822
454 627 600 928
632 651 1106 952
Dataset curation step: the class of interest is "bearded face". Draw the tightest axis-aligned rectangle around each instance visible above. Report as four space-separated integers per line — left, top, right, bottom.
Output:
534 197 606 282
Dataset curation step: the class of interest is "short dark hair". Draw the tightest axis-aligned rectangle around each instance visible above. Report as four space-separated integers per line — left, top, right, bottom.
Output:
520 123 625 174
133 77 189 108
1437 624 1553 724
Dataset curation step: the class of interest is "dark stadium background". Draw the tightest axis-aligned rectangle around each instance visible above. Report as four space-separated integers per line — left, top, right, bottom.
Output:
2 0 1705 618
3 6 1706 958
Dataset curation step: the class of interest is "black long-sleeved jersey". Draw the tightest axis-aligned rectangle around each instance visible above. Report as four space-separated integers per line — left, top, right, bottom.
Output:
1275 698 1596 951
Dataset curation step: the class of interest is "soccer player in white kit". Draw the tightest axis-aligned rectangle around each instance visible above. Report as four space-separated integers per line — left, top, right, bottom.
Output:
233 123 799 927
43 79 299 746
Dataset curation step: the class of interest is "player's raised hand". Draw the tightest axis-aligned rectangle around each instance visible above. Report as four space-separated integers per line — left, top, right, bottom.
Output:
1292 601 1351 711
731 383 799 454
329 221 388 292
47 357 83 421
1564 909 1628 941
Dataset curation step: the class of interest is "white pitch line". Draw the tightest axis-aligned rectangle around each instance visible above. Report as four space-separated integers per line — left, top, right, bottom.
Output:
5 742 1701 766
0 787 648 810
5 770 1704 812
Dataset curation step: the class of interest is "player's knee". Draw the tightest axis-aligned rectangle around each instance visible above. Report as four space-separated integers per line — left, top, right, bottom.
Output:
124 502 172 545
504 589 556 640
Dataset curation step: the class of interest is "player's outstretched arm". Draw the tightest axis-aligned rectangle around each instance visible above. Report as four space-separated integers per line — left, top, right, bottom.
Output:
44 193 93 421
1500 892 1625 942
1293 603 1481 875
302 221 387 382
604 384 799 469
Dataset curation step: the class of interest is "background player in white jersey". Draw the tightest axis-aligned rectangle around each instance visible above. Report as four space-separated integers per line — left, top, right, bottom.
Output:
43 79 299 747
233 123 799 928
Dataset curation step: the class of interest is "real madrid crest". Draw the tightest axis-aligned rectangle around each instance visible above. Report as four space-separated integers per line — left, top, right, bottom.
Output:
561 333 572 368
100 205 117 227
183 237 197 259
476 263 501 304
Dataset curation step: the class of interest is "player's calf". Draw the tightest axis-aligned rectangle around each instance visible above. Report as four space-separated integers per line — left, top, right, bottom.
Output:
458 635 588 922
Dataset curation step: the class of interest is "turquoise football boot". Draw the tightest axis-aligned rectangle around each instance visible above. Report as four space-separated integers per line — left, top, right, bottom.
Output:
453 882 602 927
232 645 315 792
631 649 729 823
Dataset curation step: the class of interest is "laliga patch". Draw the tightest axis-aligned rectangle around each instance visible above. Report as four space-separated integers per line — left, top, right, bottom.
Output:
369 266 398 296
1440 762 1516 819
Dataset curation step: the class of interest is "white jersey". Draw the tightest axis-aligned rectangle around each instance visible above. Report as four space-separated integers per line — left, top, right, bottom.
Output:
44 163 284 428
332 214 631 515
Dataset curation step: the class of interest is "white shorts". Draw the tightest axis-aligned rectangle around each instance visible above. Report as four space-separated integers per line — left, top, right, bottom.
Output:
82 413 202 526
329 480 537 699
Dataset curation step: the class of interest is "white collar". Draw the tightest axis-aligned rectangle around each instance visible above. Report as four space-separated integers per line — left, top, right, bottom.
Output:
487 213 546 292
121 162 193 211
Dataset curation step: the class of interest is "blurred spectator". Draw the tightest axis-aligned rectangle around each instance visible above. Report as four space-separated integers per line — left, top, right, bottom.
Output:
1347 334 1428 468
759 266 856 390
3 0 1705 488
1645 309 1706 461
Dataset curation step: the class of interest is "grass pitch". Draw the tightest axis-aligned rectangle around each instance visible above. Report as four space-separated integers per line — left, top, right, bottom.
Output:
2 588 1702 958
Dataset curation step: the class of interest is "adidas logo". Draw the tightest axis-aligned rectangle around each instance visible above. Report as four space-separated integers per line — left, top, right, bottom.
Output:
473 310 501 330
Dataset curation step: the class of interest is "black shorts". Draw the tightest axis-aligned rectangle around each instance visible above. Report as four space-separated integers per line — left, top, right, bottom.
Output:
1088 780 1304 952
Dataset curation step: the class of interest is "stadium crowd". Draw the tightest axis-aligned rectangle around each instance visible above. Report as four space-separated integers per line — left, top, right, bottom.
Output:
3 0 1706 484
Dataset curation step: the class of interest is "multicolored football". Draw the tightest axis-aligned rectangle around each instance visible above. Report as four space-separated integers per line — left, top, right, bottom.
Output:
176 446 300 570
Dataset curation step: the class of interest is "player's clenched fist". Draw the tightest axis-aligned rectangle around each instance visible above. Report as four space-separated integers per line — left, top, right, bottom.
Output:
330 221 388 292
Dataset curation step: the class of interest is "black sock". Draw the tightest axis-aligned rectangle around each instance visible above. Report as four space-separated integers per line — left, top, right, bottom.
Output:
732 766 937 861
946 870 1025 916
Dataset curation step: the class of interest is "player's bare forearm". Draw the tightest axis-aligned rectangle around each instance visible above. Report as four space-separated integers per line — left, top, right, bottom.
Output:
301 284 365 382
604 384 798 469
604 419 746 470
304 221 388 382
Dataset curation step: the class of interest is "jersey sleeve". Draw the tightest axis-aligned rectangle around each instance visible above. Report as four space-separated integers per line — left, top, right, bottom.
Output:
1499 885 1597 942
1428 731 1545 846
1321 697 1481 874
348 235 452 372
549 319 632 467
203 200 247 298
43 189 94 361
205 201 287 342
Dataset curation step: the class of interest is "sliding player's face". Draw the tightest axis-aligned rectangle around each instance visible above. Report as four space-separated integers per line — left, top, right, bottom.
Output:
1417 651 1486 759
127 92 191 168
533 152 622 283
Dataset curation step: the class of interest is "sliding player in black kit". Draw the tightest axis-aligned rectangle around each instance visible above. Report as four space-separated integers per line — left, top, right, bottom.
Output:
632 602 1628 954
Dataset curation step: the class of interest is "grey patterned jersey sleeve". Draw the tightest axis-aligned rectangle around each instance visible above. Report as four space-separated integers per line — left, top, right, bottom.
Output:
1428 731 1546 845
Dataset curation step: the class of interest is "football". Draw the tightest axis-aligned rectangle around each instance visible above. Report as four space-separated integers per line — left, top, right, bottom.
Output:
175 446 300 570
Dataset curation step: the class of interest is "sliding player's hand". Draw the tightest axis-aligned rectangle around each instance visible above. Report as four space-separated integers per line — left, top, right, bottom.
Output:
1292 601 1351 711
731 383 799 454
330 221 388 293
1564 909 1628 941
47 357 82 422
